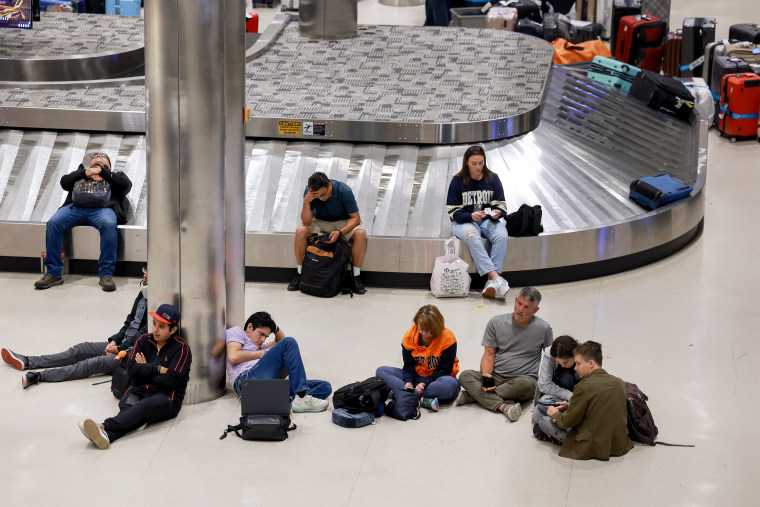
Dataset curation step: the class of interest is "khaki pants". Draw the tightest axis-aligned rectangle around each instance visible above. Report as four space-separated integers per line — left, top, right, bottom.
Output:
459 369 536 412
306 219 364 242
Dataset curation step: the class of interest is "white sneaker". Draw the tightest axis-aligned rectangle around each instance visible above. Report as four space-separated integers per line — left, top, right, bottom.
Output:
495 276 510 298
482 279 497 298
79 418 110 449
291 394 329 413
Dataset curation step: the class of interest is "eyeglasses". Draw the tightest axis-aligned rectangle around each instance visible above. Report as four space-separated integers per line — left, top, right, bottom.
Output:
91 152 108 159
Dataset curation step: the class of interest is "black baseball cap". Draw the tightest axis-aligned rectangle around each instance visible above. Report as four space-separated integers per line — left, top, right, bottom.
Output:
149 304 180 327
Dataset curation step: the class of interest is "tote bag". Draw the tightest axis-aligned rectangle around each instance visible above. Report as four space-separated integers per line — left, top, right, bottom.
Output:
430 238 471 298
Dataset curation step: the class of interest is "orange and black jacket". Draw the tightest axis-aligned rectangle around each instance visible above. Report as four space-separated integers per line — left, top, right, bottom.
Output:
401 325 460 384
126 333 192 403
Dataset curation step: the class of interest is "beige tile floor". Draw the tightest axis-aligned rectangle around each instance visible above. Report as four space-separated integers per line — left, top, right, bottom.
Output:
2 1 760 506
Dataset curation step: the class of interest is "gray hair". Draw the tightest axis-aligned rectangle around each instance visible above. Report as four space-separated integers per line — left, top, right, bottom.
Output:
518 286 542 306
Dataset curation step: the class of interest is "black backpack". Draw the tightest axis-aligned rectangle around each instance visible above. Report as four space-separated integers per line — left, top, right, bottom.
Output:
333 377 390 414
300 235 352 298
506 204 544 236
625 381 694 447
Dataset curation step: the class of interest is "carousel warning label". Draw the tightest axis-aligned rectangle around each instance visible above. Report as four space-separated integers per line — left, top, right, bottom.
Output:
278 121 302 135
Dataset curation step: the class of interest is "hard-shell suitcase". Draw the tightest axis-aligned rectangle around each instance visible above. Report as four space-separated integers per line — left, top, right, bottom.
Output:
629 173 693 210
662 31 682 77
105 0 140 16
588 55 641 93
718 73 760 142
711 56 753 99
681 17 716 78
486 6 518 30
609 0 642 52
40 0 87 12
703 39 740 92
630 69 695 121
615 14 666 72
728 23 760 44
571 20 604 42
724 42 760 65
640 0 670 27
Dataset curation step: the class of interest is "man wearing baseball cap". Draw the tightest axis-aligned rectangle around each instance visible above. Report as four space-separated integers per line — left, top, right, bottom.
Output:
79 303 192 450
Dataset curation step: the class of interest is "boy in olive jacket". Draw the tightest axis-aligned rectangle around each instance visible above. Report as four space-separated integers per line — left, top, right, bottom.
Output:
546 341 633 460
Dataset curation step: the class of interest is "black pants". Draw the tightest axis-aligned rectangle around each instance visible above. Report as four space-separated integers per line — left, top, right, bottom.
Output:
103 391 181 442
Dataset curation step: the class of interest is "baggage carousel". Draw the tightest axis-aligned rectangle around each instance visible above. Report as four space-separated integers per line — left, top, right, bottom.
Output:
0 13 705 286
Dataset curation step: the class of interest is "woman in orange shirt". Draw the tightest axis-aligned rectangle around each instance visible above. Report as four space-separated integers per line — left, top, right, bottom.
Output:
376 305 460 411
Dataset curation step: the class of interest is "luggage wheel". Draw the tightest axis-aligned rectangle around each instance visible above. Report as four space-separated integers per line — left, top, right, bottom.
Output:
730 137 737 144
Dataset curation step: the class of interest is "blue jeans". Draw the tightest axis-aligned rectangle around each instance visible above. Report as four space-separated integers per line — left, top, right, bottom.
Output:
233 337 309 397
376 366 460 403
451 219 509 277
45 204 118 278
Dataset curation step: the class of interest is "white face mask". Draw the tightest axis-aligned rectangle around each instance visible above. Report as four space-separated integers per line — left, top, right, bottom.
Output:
140 280 148 299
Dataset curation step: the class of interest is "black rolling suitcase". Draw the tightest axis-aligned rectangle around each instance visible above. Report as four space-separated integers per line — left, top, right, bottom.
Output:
710 56 752 99
728 23 760 44
681 17 716 78
517 18 545 38
500 0 542 23
572 21 605 42
630 69 695 121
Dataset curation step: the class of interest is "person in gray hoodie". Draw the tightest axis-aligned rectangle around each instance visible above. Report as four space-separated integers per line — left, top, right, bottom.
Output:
532 335 580 440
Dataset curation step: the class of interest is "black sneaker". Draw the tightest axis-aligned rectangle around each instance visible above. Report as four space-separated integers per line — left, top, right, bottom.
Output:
533 423 561 445
287 273 301 291
99 277 116 292
353 275 366 295
22 371 40 389
34 274 63 290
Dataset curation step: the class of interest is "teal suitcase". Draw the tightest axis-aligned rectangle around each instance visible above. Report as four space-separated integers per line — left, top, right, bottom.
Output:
588 56 642 94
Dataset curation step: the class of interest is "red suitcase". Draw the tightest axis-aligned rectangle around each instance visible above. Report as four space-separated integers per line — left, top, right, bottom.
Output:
615 14 667 73
718 73 760 143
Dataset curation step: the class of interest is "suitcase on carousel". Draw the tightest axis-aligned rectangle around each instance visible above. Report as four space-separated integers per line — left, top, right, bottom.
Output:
710 56 752 99
662 31 682 77
728 23 760 44
571 20 604 42
502 0 542 23
681 17 716 78
717 73 760 142
609 0 642 52
84 0 105 13
615 14 666 72
629 173 693 210
588 55 641 94
517 18 544 38
630 69 695 121
486 6 518 30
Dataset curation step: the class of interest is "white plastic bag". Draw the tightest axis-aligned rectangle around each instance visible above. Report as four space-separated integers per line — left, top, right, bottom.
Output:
430 238 471 298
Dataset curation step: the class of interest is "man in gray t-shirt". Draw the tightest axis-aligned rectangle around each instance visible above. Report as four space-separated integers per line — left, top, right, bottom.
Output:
458 287 553 422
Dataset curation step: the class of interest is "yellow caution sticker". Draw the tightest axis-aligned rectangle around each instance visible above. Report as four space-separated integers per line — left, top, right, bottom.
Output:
278 121 302 135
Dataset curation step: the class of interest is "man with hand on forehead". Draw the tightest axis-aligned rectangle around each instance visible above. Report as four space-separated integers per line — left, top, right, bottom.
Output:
35 151 132 292
79 304 192 450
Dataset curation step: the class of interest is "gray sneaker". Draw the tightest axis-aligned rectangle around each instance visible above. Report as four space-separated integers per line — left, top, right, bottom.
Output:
34 274 63 290
456 390 474 406
99 277 116 292
291 394 329 413
2 348 27 370
502 402 522 422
